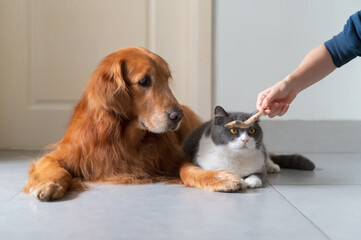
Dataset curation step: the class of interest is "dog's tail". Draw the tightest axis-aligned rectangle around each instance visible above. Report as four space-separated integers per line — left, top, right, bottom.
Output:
269 153 315 171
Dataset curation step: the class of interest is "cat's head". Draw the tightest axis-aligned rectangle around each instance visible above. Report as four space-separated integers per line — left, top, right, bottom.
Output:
210 106 263 152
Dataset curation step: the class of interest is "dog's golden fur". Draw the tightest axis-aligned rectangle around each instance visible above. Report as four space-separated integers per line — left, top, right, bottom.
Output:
24 47 244 201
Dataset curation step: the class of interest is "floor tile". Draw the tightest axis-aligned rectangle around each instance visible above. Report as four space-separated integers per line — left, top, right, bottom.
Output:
0 150 37 205
274 185 361 240
0 184 326 240
5 150 361 240
267 153 361 185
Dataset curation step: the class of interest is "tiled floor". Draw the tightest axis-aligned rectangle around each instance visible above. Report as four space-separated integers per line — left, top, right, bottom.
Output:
1 150 361 240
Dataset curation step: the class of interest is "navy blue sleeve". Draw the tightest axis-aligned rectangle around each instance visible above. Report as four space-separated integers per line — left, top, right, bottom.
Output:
324 10 361 67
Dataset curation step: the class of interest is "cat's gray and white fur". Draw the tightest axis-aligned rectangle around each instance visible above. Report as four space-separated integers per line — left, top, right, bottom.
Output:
182 106 315 190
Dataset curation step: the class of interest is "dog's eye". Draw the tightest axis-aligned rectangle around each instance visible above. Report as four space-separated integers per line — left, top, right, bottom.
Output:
138 76 151 87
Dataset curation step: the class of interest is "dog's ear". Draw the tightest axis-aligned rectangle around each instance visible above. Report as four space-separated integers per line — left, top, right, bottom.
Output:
87 59 131 116
108 60 129 94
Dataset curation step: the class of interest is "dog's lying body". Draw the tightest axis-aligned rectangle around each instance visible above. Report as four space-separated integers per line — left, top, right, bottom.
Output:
24 47 244 201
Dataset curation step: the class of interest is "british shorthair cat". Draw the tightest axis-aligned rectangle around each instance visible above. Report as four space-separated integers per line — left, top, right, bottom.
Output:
182 106 315 190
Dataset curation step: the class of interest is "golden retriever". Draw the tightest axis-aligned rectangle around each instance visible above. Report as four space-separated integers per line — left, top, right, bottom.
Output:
24 47 244 201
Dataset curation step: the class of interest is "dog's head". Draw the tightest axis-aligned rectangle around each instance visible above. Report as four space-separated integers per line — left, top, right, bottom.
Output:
87 47 183 133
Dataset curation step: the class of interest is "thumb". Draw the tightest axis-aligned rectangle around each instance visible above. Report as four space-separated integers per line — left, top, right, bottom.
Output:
256 91 267 110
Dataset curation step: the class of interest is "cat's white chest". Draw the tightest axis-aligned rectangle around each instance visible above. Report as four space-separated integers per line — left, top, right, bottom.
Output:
196 135 265 178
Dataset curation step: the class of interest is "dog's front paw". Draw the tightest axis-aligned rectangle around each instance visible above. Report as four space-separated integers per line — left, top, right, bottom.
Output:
30 181 66 201
207 170 247 192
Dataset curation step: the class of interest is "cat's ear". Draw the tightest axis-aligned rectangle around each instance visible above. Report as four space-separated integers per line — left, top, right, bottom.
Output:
214 106 228 125
214 106 228 117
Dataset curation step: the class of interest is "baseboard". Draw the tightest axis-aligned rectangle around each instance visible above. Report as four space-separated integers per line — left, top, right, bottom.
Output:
260 120 361 153
2 121 360 153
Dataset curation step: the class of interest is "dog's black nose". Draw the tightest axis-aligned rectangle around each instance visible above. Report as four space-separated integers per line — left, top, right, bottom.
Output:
168 108 184 123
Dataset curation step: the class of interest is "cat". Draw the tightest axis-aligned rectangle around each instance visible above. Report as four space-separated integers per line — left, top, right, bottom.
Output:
182 106 315 190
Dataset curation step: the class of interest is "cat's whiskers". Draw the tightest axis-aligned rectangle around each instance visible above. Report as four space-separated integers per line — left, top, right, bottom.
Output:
255 142 262 149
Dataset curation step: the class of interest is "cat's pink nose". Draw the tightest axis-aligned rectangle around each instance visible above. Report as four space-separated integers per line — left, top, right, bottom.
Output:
242 139 249 143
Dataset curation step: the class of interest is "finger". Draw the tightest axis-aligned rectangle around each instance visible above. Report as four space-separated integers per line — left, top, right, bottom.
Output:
256 103 263 112
264 108 271 115
262 89 278 109
269 106 283 118
279 104 289 116
267 103 280 118
256 90 269 110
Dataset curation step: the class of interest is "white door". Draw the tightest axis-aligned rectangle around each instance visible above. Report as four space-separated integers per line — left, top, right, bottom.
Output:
0 0 212 149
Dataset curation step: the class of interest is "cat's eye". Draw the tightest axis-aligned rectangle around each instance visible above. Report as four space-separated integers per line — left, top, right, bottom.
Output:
230 128 238 135
248 128 256 135
138 75 151 87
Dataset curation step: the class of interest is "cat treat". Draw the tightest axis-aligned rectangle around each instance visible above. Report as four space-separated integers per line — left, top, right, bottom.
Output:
224 109 264 128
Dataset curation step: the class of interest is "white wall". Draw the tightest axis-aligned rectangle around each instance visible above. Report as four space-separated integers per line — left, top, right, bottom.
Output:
214 0 361 120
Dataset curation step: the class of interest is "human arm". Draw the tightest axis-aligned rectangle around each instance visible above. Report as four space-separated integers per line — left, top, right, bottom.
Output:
256 44 336 117
257 10 361 118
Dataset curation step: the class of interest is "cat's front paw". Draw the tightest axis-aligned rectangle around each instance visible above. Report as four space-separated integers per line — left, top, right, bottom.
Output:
245 175 262 188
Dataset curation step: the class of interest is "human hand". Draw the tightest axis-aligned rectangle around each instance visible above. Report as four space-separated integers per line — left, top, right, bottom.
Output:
256 79 298 118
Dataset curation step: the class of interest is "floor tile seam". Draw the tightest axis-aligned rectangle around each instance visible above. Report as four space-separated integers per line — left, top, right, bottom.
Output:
266 180 332 240
8 191 21 200
0 192 21 210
